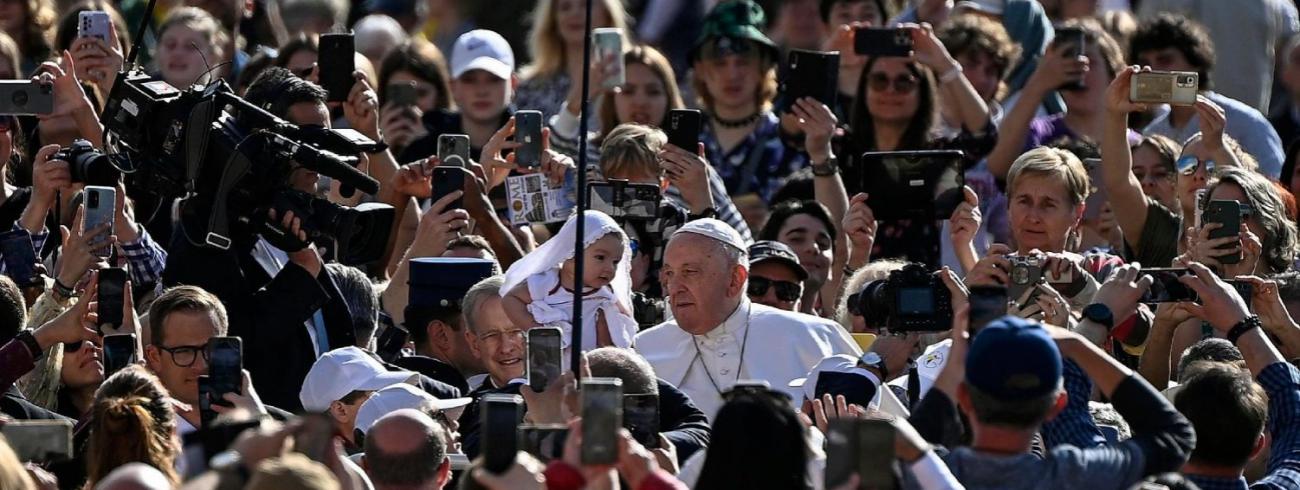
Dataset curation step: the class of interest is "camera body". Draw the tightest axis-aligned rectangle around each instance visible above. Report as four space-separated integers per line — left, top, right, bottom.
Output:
858 263 952 333
1007 255 1044 301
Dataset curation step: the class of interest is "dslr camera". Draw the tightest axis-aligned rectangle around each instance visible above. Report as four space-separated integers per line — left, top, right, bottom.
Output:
857 263 953 332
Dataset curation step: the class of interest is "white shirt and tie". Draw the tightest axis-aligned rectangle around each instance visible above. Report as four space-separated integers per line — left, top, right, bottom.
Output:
635 298 862 419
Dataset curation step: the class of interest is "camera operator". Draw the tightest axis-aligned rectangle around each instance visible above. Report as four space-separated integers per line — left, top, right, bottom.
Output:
160 67 364 412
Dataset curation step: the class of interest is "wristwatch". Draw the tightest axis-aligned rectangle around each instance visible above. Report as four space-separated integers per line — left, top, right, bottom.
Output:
1082 303 1114 329
811 155 839 177
859 351 888 380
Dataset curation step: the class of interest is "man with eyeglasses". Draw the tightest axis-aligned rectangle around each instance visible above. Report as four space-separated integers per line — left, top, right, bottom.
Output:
143 285 231 435
746 240 807 311
452 274 528 460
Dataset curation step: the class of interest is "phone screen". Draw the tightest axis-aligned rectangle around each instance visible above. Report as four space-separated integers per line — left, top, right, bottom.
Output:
1141 268 1197 303
580 378 623 465
527 327 562 392
482 394 524 474
102 334 136 377
318 33 355 102
968 285 1008 332
207 337 242 407
592 28 625 89
97 268 126 331
431 167 465 211
623 394 660 448
587 183 618 217
0 230 40 288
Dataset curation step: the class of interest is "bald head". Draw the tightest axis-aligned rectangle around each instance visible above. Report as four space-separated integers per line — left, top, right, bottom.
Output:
365 409 449 489
94 463 171 490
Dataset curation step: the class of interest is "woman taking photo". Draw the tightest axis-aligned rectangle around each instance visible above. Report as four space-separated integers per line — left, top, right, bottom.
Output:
515 0 631 121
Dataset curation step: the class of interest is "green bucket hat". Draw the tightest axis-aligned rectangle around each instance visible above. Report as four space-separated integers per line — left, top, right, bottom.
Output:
690 0 780 63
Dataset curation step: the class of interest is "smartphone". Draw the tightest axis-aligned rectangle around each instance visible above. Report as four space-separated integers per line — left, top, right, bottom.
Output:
527 327 562 392
431 166 465 211
1053 26 1087 91
317 33 356 102
96 267 126 331
78 11 111 40
101 333 136 377
1083 158 1107 220
1130 71 1199 106
0 81 53 115
779 49 839 113
207 337 242 408
197 375 217 427
438 134 471 168
967 285 1008 333
860 151 965 220
375 324 408 363
1140 268 1197 303
665 109 702 152
519 424 567 461
1203 200 1242 264
587 180 662 221
854 27 913 57
481 393 524 474
826 419 897 490
580 378 623 465
0 420 73 462
82 185 115 257
592 28 625 89
386 81 418 108
0 229 40 288
514 110 543 168
623 394 660 448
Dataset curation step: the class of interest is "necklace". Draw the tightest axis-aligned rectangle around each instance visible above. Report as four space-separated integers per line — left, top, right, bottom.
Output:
711 111 760 129
688 302 753 397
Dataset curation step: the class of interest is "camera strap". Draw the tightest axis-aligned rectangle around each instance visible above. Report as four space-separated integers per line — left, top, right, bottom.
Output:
203 139 256 250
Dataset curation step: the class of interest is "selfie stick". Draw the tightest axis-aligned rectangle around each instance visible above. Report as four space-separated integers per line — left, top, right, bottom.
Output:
570 0 597 379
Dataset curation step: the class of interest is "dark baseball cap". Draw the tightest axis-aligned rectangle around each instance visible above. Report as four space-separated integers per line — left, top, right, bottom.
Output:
747 240 808 280
965 316 1063 401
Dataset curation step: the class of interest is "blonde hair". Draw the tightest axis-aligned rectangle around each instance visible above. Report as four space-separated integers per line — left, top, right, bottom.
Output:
522 0 631 81
86 365 180 487
158 7 229 62
1007 147 1091 207
597 44 685 131
0 435 34 489
599 123 667 177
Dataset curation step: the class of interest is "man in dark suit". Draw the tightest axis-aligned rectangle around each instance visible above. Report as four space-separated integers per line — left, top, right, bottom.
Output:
392 257 497 394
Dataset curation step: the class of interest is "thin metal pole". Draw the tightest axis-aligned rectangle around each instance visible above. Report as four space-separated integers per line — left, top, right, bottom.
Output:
570 0 596 378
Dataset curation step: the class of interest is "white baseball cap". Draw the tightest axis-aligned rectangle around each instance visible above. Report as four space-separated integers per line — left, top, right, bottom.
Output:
450 29 515 80
672 218 747 252
354 384 472 435
954 0 1006 15
299 346 416 411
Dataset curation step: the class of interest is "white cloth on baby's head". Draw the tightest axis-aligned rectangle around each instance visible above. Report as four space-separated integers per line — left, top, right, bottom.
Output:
499 210 635 348
525 268 638 354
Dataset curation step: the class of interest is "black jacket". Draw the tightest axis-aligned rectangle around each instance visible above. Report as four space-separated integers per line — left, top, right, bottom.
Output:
392 354 469 394
163 235 357 412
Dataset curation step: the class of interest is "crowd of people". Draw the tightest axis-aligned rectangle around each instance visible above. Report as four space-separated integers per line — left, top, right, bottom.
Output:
0 0 1298 488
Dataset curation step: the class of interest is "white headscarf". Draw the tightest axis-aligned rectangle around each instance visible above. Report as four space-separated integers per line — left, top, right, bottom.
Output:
499 210 633 311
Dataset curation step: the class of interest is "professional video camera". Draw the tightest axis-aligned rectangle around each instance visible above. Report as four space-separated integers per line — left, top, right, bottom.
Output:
88 70 393 265
857 263 953 333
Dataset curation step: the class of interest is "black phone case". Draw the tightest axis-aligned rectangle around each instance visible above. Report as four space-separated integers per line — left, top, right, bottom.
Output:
666 109 701 152
432 167 465 211
779 49 840 112
1204 201 1242 264
860 150 966 221
1053 27 1087 90
514 111 543 167
376 325 408 363
482 397 523 474
318 34 355 102
97 268 127 330
208 338 242 406
102 334 135 377
854 27 913 57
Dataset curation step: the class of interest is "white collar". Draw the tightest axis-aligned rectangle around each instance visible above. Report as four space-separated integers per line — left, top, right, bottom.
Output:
698 299 750 343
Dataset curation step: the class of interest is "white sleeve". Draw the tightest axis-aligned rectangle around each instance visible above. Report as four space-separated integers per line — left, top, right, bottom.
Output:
908 450 964 490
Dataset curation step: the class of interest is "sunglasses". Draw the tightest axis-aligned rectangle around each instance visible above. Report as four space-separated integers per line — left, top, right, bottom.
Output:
867 72 919 94
1176 155 1215 176
747 276 802 302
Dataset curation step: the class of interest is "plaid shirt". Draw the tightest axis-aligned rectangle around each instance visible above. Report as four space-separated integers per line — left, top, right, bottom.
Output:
702 112 808 202
119 227 167 288
1188 362 1300 490
1042 360 1108 449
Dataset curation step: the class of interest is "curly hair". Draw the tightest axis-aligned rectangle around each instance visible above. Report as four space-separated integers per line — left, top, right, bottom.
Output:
1130 13 1216 91
938 13 1022 95
85 365 180 487
1202 167 1299 273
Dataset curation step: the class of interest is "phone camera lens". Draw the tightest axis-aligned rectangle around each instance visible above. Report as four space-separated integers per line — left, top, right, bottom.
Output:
11 90 27 108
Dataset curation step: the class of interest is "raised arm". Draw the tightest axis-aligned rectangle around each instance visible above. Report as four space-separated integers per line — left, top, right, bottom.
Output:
1100 67 1156 249
910 23 989 135
379 190 468 326
987 44 1084 179
793 97 851 310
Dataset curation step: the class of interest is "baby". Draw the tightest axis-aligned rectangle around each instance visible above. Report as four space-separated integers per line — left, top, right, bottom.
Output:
500 211 638 352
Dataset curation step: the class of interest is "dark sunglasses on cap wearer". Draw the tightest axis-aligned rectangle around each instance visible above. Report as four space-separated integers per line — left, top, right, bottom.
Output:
747 276 802 302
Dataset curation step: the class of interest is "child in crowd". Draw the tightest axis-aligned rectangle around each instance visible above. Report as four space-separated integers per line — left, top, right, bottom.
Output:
500 210 638 353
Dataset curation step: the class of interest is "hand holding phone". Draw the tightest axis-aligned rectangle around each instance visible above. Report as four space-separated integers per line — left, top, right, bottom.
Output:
1202 200 1243 265
513 111 543 168
207 337 243 408
102 333 137 377
665 109 701 153
592 28 625 89
83 186 115 258
431 166 466 211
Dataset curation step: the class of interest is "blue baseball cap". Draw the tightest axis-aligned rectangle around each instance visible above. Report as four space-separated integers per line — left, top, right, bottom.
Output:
965 316 1063 401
